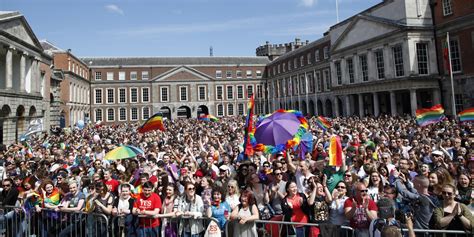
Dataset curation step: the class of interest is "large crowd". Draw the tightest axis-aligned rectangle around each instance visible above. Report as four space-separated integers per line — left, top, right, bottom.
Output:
0 115 473 237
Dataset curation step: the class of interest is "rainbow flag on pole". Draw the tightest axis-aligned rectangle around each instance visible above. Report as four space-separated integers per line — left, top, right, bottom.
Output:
198 114 219 122
138 113 165 133
316 116 332 131
459 108 474 122
328 136 342 167
416 104 445 127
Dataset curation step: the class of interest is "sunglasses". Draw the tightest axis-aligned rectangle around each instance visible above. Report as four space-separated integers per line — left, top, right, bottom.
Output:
345 174 352 177
2 184 11 187
274 173 282 175
359 189 368 193
336 186 346 189
187 187 195 191
442 191 453 196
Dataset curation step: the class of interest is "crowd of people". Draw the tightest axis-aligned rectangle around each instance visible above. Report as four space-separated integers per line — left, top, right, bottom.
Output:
0 114 473 237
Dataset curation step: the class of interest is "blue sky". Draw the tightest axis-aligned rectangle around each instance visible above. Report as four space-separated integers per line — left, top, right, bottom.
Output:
2 0 380 57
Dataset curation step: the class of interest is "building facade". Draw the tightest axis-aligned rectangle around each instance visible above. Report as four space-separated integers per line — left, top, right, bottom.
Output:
83 57 269 124
432 0 474 115
0 11 51 144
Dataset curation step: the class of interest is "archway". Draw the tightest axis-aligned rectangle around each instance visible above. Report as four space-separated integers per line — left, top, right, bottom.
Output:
280 103 283 110
301 101 307 116
159 106 172 120
337 98 344 117
295 101 299 111
309 100 315 116
177 106 191 118
197 105 209 117
317 100 323 116
60 110 66 128
1 105 11 145
325 99 333 117
29 106 37 117
16 105 25 142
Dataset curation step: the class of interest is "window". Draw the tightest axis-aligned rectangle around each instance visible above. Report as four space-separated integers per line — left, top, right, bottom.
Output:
119 108 127 121
307 73 314 93
227 86 234 100
257 84 263 98
237 85 244 99
300 75 306 94
119 88 126 103
227 104 234 116
107 108 115 122
393 45 405 77
359 54 368 81
307 53 312 64
95 72 102 81
282 63 286 73
198 86 206 100
324 70 331 90
142 87 150 103
179 86 188 101
288 61 292 71
416 43 429 75
323 46 329 59
216 70 222 78
130 88 138 103
130 71 137 80
316 71 322 92
294 58 298 69
292 77 298 95
142 107 150 120
277 64 281 74
226 71 232 78
160 87 169 102
130 108 138 121
315 50 320 62
107 72 114 80
347 58 355 83
95 109 103 122
246 70 252 78
95 89 103 104
216 104 224 117
256 70 262 78
449 39 462 73
335 61 342 85
442 0 453 16
247 85 253 98
455 94 464 113
375 50 385 79
107 88 114 104
238 103 245 115
216 85 223 100
119 72 125 80
142 71 149 80
236 70 242 78
300 56 304 67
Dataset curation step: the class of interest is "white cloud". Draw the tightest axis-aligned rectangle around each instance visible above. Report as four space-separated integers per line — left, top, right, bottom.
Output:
105 4 124 15
300 0 317 7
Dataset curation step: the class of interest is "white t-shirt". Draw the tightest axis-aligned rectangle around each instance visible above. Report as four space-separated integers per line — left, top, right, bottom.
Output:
295 169 314 193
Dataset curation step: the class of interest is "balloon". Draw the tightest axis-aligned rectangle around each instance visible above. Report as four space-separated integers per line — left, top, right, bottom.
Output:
77 120 85 129
93 135 100 143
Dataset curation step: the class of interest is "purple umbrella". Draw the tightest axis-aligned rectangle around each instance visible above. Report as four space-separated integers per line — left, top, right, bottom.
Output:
254 111 301 146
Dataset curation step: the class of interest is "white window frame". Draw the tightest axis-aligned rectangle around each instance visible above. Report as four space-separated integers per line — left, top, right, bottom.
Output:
449 38 462 73
130 108 139 121
323 46 329 59
130 71 137 80
246 70 252 78
160 86 169 102
141 87 150 103
374 50 385 79
95 72 102 81
236 85 244 99
141 71 149 80
95 109 103 122
442 0 453 16
247 84 254 98
198 85 206 101
179 86 188 102
119 71 126 81
359 54 369 82
142 107 150 120
315 50 320 62
226 85 234 100
94 88 103 104
416 42 429 75
335 61 342 85
347 58 355 83
118 107 127 121
216 70 222 79
238 103 245 115
324 69 331 91
107 72 114 81
227 103 234 116
106 108 115 122
226 70 232 79
130 87 138 103
236 70 242 78
106 88 115 104
119 88 126 103
216 104 224 117
256 70 262 78
392 44 405 77
307 53 312 64
216 85 223 100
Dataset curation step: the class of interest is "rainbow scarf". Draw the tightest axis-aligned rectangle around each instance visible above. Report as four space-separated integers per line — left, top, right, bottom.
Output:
131 185 142 199
416 104 445 127
250 109 309 155
138 113 165 133
328 136 343 167
23 192 42 215
43 188 61 206
316 116 331 131
459 108 474 122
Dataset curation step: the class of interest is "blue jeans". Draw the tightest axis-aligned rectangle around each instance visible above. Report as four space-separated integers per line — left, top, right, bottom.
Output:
137 226 160 237
295 226 308 237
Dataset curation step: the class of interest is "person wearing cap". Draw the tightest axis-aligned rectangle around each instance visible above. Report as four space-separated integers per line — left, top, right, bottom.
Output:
431 150 448 170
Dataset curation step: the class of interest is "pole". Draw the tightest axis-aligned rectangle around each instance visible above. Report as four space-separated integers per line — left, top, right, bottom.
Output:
336 0 339 23
447 32 457 118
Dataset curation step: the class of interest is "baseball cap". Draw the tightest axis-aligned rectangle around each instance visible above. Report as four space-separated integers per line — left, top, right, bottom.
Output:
432 150 444 156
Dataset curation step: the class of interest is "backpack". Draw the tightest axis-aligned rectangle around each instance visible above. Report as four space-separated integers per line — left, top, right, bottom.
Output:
370 218 401 237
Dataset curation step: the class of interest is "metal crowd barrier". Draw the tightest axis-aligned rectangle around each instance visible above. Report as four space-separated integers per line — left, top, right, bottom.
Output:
407 228 472 237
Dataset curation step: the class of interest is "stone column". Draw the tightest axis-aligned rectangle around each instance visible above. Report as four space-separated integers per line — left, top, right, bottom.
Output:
20 53 26 92
373 92 380 117
5 47 13 90
334 97 340 117
383 44 392 79
432 89 441 105
367 49 376 81
358 94 364 117
34 58 41 95
410 89 417 117
345 95 351 116
390 91 397 116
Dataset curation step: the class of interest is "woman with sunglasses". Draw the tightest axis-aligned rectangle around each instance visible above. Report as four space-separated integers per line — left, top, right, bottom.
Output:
432 183 474 231
176 182 205 237
226 180 240 211
328 181 349 226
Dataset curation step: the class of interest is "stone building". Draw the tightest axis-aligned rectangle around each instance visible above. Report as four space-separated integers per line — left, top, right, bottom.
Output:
83 57 269 124
432 0 474 116
0 11 51 144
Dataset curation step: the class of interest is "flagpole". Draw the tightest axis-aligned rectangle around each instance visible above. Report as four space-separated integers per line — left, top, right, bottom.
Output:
447 32 457 118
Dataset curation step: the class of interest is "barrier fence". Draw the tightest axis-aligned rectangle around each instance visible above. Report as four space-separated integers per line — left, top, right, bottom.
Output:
0 205 471 237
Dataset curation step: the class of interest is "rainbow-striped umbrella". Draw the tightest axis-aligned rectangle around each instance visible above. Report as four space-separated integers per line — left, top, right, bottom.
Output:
105 145 144 160
198 114 219 122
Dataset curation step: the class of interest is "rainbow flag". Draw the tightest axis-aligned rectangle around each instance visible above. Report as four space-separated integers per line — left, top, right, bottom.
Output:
198 114 219 122
43 188 61 206
416 104 445 127
459 108 474 122
243 94 255 160
328 136 343 167
131 185 142 199
138 113 165 133
316 116 331 131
